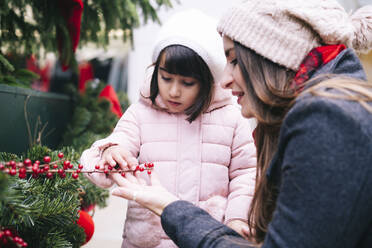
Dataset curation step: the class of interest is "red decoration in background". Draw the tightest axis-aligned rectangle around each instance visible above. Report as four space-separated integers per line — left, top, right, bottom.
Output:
78 62 94 93
77 210 94 244
99 85 123 118
57 0 84 71
26 55 52 92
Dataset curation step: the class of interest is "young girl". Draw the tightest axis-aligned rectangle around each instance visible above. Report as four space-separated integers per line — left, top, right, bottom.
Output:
80 9 256 248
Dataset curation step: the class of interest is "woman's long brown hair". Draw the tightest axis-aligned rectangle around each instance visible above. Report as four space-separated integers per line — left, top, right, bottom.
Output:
234 41 372 244
234 41 296 243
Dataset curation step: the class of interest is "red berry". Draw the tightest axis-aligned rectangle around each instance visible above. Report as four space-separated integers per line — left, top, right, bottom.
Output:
19 173 27 179
46 172 53 179
9 160 16 168
32 173 38 178
34 160 40 165
76 169 81 173
43 156 51 163
139 166 144 172
0 164 5 170
58 169 64 174
19 167 26 174
58 152 64 158
63 160 70 167
135 165 140 171
147 170 152 175
72 173 79 179
95 165 100 170
9 169 17 176
4 229 12 237
78 164 83 169
23 158 32 166
52 164 58 169
32 165 39 173
22 242 28 247
108 165 113 170
121 172 126 177
17 237 24 243
104 169 109 174
59 173 66 178
44 165 49 171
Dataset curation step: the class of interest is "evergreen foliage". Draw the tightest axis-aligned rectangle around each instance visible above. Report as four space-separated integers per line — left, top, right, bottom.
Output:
0 145 109 248
60 80 124 154
0 54 40 87
0 0 175 65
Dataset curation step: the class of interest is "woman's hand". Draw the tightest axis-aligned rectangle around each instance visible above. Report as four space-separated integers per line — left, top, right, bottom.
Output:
227 219 250 239
98 145 138 171
110 172 179 216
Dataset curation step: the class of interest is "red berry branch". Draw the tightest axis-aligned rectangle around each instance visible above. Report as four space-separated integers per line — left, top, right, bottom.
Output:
0 153 154 180
0 229 28 247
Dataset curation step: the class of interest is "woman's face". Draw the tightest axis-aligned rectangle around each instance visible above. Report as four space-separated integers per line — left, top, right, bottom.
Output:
220 36 253 118
157 53 201 113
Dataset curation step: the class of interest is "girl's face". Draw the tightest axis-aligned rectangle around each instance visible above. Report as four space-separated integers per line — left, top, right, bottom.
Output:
220 36 253 118
157 54 201 114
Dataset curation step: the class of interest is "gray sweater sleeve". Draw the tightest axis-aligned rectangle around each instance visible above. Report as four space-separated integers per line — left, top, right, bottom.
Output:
161 200 253 248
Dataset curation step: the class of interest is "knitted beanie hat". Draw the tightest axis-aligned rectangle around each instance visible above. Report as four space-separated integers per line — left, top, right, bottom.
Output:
152 9 226 83
217 0 372 71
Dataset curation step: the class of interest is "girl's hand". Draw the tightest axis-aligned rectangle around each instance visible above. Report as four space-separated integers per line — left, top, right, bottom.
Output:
110 171 179 216
98 145 138 171
227 219 250 239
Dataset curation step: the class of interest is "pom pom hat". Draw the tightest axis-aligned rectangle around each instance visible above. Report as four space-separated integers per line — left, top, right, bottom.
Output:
152 9 226 84
217 0 372 71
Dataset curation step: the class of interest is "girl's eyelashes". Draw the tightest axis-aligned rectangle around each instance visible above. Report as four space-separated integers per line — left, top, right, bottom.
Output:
182 81 195 87
161 75 171 81
230 58 238 66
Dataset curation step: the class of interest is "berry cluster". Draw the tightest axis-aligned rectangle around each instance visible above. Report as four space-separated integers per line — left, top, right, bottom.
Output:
0 229 27 247
0 153 83 180
0 153 154 180
96 162 155 177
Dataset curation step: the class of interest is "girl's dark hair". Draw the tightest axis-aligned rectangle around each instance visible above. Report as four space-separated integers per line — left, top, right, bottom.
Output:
149 45 214 122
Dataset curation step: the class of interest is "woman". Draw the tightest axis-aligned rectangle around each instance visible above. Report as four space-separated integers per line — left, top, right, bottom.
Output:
110 0 372 247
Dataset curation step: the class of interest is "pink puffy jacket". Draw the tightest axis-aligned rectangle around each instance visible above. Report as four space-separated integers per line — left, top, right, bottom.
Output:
80 79 257 248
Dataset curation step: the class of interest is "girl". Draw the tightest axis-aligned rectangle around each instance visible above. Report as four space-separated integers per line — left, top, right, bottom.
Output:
110 0 372 247
80 9 256 248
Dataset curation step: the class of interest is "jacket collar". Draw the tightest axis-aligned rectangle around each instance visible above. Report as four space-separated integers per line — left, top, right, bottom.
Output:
267 48 367 184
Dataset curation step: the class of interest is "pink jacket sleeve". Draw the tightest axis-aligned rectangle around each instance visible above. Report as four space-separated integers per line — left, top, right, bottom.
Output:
224 116 257 224
80 104 141 188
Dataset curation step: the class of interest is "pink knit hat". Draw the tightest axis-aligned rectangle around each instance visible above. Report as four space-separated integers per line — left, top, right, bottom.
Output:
217 0 372 70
